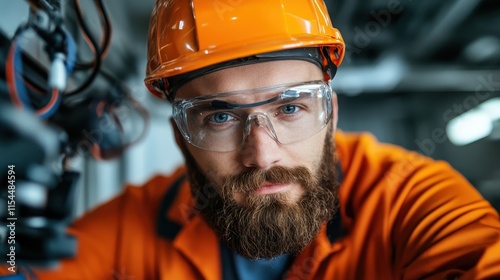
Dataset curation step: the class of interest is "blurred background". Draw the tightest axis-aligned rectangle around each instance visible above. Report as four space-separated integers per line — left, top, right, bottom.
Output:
1 0 499 221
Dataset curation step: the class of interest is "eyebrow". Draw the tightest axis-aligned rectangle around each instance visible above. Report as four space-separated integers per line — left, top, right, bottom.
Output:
210 87 307 110
210 95 283 109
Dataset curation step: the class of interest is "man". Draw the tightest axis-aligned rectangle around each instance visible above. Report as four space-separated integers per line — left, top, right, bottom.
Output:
3 0 500 279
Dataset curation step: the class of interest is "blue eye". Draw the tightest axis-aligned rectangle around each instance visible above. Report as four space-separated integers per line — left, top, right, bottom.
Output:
209 112 231 123
281 105 298 114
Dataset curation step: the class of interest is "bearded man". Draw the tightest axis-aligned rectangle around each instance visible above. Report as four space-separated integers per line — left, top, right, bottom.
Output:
4 0 499 279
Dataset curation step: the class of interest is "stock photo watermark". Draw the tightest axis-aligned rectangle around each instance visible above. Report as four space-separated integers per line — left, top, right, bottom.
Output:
386 73 500 185
5 165 17 273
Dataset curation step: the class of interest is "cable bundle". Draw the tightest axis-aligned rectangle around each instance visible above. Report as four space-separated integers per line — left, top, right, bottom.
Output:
4 0 111 119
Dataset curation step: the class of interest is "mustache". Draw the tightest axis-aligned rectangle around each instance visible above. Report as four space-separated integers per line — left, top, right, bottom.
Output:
219 166 317 199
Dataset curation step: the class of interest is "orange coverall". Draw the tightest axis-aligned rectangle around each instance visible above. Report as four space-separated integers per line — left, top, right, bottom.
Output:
2 132 500 279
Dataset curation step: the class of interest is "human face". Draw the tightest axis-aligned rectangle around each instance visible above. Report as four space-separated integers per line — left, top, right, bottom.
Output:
175 60 338 205
173 60 339 259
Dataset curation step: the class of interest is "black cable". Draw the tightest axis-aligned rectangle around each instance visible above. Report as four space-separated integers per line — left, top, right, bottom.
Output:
63 0 102 97
97 0 112 56
14 0 112 99
72 0 111 71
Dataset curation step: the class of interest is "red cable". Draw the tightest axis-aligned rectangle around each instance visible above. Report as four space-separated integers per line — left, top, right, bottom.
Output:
6 40 23 108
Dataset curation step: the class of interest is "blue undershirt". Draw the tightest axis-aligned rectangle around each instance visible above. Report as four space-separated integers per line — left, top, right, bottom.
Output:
220 242 293 280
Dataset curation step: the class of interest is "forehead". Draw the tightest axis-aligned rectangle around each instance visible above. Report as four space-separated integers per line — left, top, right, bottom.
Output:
176 60 323 100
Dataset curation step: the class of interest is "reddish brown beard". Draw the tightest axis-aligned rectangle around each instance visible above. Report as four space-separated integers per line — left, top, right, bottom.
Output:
181 129 339 259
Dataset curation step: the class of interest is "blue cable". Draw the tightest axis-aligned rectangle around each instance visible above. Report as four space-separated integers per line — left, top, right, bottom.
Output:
35 29 77 119
11 33 32 110
64 29 76 74
9 26 78 119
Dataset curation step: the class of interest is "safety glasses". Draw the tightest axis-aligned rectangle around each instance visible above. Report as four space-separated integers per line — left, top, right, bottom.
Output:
172 80 333 152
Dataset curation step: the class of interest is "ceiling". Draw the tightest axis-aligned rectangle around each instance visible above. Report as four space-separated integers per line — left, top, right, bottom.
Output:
328 0 500 95
93 0 500 96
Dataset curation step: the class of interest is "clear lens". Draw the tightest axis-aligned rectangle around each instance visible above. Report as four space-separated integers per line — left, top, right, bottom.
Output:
173 81 332 152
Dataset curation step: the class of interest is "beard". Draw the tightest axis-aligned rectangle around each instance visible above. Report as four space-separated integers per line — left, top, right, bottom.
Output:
181 127 339 259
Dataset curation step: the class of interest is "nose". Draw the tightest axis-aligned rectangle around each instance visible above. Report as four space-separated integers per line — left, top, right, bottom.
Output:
240 116 282 169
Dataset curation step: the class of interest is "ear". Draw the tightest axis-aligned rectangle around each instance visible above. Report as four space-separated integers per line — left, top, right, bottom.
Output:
332 91 339 131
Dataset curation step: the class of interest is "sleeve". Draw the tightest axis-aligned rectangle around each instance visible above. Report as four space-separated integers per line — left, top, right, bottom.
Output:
1 172 179 280
0 193 127 280
41 194 127 280
394 161 500 280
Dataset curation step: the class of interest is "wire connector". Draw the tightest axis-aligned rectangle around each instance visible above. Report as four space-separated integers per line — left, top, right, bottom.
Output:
49 52 67 91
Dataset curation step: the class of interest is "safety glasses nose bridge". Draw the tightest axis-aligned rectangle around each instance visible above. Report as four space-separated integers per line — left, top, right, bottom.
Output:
244 112 280 143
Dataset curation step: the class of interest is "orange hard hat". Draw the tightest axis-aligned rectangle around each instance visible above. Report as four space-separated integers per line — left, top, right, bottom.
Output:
144 0 345 100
